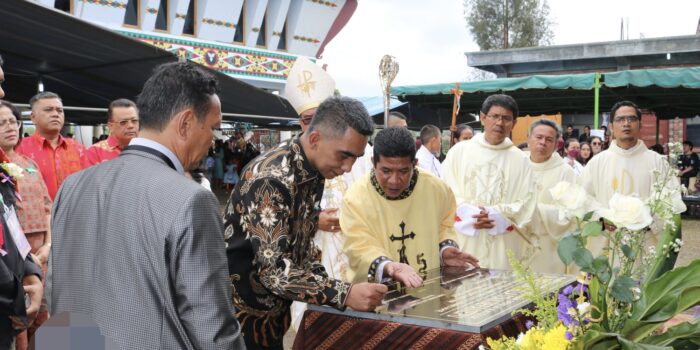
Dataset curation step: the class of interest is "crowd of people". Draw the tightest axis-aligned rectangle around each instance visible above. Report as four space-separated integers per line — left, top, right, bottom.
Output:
0 53 689 350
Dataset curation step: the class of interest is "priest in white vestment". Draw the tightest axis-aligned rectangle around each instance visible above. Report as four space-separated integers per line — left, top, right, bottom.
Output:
342 127 479 286
442 94 536 270
524 119 578 274
581 101 686 256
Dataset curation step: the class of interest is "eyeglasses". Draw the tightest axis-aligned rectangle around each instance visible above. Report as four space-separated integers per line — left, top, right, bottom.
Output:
111 118 139 127
613 115 639 124
0 118 20 129
485 114 514 123
300 116 313 126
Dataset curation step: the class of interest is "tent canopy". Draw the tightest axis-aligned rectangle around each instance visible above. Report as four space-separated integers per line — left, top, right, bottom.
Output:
392 67 700 125
0 0 297 126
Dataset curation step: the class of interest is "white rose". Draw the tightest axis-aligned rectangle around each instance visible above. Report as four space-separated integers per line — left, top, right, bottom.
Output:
598 193 653 231
549 181 588 220
1 162 24 179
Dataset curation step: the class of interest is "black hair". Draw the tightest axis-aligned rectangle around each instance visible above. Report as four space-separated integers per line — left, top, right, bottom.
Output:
480 94 519 120
419 124 441 145
108 98 137 121
611 100 642 119
308 96 374 137
137 62 220 131
372 127 416 164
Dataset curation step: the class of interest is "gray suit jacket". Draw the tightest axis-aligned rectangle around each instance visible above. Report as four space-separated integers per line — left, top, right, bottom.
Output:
47 147 244 350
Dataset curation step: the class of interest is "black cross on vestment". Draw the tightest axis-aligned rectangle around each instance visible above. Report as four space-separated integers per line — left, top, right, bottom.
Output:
389 221 415 265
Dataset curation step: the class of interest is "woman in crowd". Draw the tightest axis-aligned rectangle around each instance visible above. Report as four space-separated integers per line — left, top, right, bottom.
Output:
578 141 593 166
451 124 473 144
0 100 51 349
590 136 604 156
564 138 584 175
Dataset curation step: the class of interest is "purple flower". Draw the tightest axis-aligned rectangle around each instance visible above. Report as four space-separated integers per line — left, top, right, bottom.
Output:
562 284 574 295
565 331 573 340
557 293 575 326
525 320 534 330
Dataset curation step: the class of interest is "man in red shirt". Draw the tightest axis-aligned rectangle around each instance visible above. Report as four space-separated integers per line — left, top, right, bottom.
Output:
16 92 88 200
86 99 139 166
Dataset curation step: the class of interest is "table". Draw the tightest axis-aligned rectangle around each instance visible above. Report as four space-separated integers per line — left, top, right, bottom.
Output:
293 267 575 349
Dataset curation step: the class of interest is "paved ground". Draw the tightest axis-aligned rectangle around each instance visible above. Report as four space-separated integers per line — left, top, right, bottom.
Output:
214 186 700 349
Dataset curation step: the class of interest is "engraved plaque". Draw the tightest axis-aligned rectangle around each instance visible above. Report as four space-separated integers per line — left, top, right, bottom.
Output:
309 267 576 333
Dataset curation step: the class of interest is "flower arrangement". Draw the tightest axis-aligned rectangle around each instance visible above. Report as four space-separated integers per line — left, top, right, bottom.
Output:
483 143 698 349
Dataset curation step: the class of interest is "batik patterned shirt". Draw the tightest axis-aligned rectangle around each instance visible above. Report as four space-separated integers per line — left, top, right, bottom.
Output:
85 134 122 166
224 137 351 348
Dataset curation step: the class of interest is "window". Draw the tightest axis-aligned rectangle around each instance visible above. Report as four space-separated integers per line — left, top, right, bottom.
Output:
233 7 244 43
277 20 287 50
124 0 139 26
54 0 71 12
155 0 168 31
256 15 266 46
182 0 195 35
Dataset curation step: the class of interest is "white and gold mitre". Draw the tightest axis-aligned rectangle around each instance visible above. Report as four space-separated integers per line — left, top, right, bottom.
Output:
284 57 336 115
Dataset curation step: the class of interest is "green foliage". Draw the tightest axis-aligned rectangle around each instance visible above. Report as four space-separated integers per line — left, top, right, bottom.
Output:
507 251 559 329
463 0 554 50
557 234 579 265
610 276 635 303
642 320 700 347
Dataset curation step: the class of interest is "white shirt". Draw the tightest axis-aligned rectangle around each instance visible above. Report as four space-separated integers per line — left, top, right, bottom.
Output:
416 145 442 178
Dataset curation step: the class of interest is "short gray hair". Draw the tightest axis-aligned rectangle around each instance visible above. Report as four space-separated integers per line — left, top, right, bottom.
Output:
528 118 561 140
29 92 62 109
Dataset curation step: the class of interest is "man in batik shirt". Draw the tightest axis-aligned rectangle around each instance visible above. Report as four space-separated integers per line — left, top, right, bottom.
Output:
224 97 387 350
85 99 139 166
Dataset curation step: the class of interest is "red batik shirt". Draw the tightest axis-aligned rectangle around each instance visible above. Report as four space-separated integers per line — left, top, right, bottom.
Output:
16 133 88 200
85 134 122 167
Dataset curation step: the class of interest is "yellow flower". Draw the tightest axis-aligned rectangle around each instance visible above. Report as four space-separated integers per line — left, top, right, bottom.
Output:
520 327 545 349
542 324 570 350
1 162 24 179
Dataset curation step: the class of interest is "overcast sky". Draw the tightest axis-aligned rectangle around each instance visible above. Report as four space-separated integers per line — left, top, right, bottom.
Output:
318 0 700 97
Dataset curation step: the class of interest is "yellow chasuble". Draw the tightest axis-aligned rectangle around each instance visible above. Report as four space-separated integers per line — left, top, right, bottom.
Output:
581 140 686 255
525 152 578 274
341 168 459 284
441 133 536 270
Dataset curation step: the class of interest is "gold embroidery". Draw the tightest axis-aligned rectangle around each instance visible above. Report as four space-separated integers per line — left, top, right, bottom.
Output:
297 70 316 97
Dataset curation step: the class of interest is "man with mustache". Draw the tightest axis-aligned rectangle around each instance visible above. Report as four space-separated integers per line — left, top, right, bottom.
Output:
441 94 536 269
85 98 139 166
523 119 577 274
581 101 686 256
16 92 88 200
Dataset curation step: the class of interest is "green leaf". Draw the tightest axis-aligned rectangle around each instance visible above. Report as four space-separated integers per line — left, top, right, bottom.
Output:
592 256 611 284
621 260 700 342
583 210 595 222
619 337 672 350
582 221 603 237
622 244 635 260
642 320 700 347
611 276 636 303
573 247 594 270
558 234 579 265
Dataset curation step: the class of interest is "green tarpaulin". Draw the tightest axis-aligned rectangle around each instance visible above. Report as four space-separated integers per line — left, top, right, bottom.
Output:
392 73 596 96
604 66 700 89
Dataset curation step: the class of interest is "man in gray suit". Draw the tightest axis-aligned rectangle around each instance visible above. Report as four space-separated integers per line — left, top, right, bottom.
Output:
47 62 245 349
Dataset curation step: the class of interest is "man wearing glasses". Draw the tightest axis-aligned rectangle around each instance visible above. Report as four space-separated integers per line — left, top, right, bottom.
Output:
85 99 139 166
442 94 536 270
582 101 686 256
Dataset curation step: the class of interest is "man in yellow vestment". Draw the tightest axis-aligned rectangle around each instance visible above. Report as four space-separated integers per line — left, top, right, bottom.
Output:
524 119 577 274
442 94 536 270
342 127 479 286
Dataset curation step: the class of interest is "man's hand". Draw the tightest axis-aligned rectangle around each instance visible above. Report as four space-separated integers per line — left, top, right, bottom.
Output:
473 206 494 229
318 208 340 232
11 274 43 330
35 244 50 265
441 247 480 268
385 262 423 288
345 282 388 311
